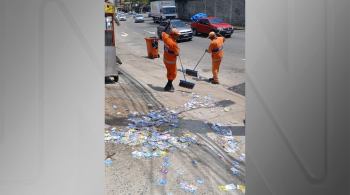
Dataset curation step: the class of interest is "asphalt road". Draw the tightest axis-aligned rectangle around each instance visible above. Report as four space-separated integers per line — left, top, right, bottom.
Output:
115 14 245 95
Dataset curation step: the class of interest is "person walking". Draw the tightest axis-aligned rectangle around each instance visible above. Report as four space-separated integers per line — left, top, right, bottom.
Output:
161 20 181 92
206 31 226 84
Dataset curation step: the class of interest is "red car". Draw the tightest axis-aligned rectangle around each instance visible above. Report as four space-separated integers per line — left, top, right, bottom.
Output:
191 17 234 38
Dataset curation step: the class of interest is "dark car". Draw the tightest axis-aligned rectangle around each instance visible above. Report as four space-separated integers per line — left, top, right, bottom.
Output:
157 20 193 41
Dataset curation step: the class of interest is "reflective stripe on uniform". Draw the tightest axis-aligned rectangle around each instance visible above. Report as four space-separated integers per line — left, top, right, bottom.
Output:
174 51 180 55
163 58 176 64
212 57 223 61
212 46 223 52
164 47 175 54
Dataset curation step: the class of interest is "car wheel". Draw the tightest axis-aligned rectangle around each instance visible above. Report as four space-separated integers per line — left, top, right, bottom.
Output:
227 34 231 38
192 28 197 35
188 38 192 41
113 75 119 82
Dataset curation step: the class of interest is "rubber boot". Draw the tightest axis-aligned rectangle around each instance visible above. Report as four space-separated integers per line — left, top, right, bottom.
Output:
164 80 173 91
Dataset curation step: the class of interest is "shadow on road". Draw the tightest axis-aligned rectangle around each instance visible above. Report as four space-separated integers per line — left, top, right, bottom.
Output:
147 84 167 92
228 83 245 96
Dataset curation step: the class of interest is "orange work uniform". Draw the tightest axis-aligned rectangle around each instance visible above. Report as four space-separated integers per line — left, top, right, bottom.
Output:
207 37 225 83
162 32 180 81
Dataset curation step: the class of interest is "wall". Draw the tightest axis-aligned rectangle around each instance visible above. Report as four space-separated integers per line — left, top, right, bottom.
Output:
176 0 245 26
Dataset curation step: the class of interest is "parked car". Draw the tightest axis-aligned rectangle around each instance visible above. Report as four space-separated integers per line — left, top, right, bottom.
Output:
128 11 132 15
157 20 193 41
191 17 234 38
119 14 126 21
134 14 144 23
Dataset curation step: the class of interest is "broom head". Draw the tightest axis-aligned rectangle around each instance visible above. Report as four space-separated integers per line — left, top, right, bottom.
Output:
179 80 195 89
185 69 198 77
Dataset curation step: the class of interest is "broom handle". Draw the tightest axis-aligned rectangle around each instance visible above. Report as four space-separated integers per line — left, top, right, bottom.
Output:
193 51 206 71
178 54 187 82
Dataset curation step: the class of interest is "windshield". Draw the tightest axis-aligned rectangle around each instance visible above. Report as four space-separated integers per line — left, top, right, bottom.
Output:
120 15 125 17
209 18 224 24
171 21 186 28
136 14 143 17
163 7 176 14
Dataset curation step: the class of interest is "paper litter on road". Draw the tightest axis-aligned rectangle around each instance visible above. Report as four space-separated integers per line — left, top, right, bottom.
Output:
159 168 168 174
105 158 114 165
175 170 184 174
231 167 239 175
157 179 167 185
163 161 171 167
218 185 228 191
226 184 237 190
196 179 205 184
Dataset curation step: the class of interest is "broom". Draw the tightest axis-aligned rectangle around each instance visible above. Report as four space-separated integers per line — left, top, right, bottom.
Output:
185 28 222 77
178 54 195 89
185 51 206 77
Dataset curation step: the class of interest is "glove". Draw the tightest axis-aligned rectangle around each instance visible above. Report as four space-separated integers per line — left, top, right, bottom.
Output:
205 49 209 53
217 33 223 37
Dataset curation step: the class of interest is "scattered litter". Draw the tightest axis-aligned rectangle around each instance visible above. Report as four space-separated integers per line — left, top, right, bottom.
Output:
239 153 245 161
167 193 173 195
231 167 239 175
218 185 228 191
157 179 167 185
238 185 246 193
163 161 172 167
162 156 169 160
180 183 197 194
233 161 240 167
105 158 114 165
159 168 168 174
196 179 205 184
113 105 118 108
175 170 184 175
104 92 246 190
180 181 189 185
226 184 237 190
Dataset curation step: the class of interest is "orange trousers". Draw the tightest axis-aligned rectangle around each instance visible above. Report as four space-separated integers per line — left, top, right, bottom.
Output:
164 61 177 81
212 59 222 82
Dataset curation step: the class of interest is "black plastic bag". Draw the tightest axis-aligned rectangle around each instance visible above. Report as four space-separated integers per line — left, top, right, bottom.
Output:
152 39 158 49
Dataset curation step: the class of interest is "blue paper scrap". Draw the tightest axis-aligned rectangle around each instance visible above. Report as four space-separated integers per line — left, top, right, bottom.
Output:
163 161 172 167
105 159 114 165
158 179 167 185
196 179 205 184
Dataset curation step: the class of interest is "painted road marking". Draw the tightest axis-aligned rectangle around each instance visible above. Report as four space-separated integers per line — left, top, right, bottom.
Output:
143 30 155 34
121 32 128 37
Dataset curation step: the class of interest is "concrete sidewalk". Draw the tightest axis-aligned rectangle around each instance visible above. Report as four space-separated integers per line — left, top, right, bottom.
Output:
105 44 246 194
